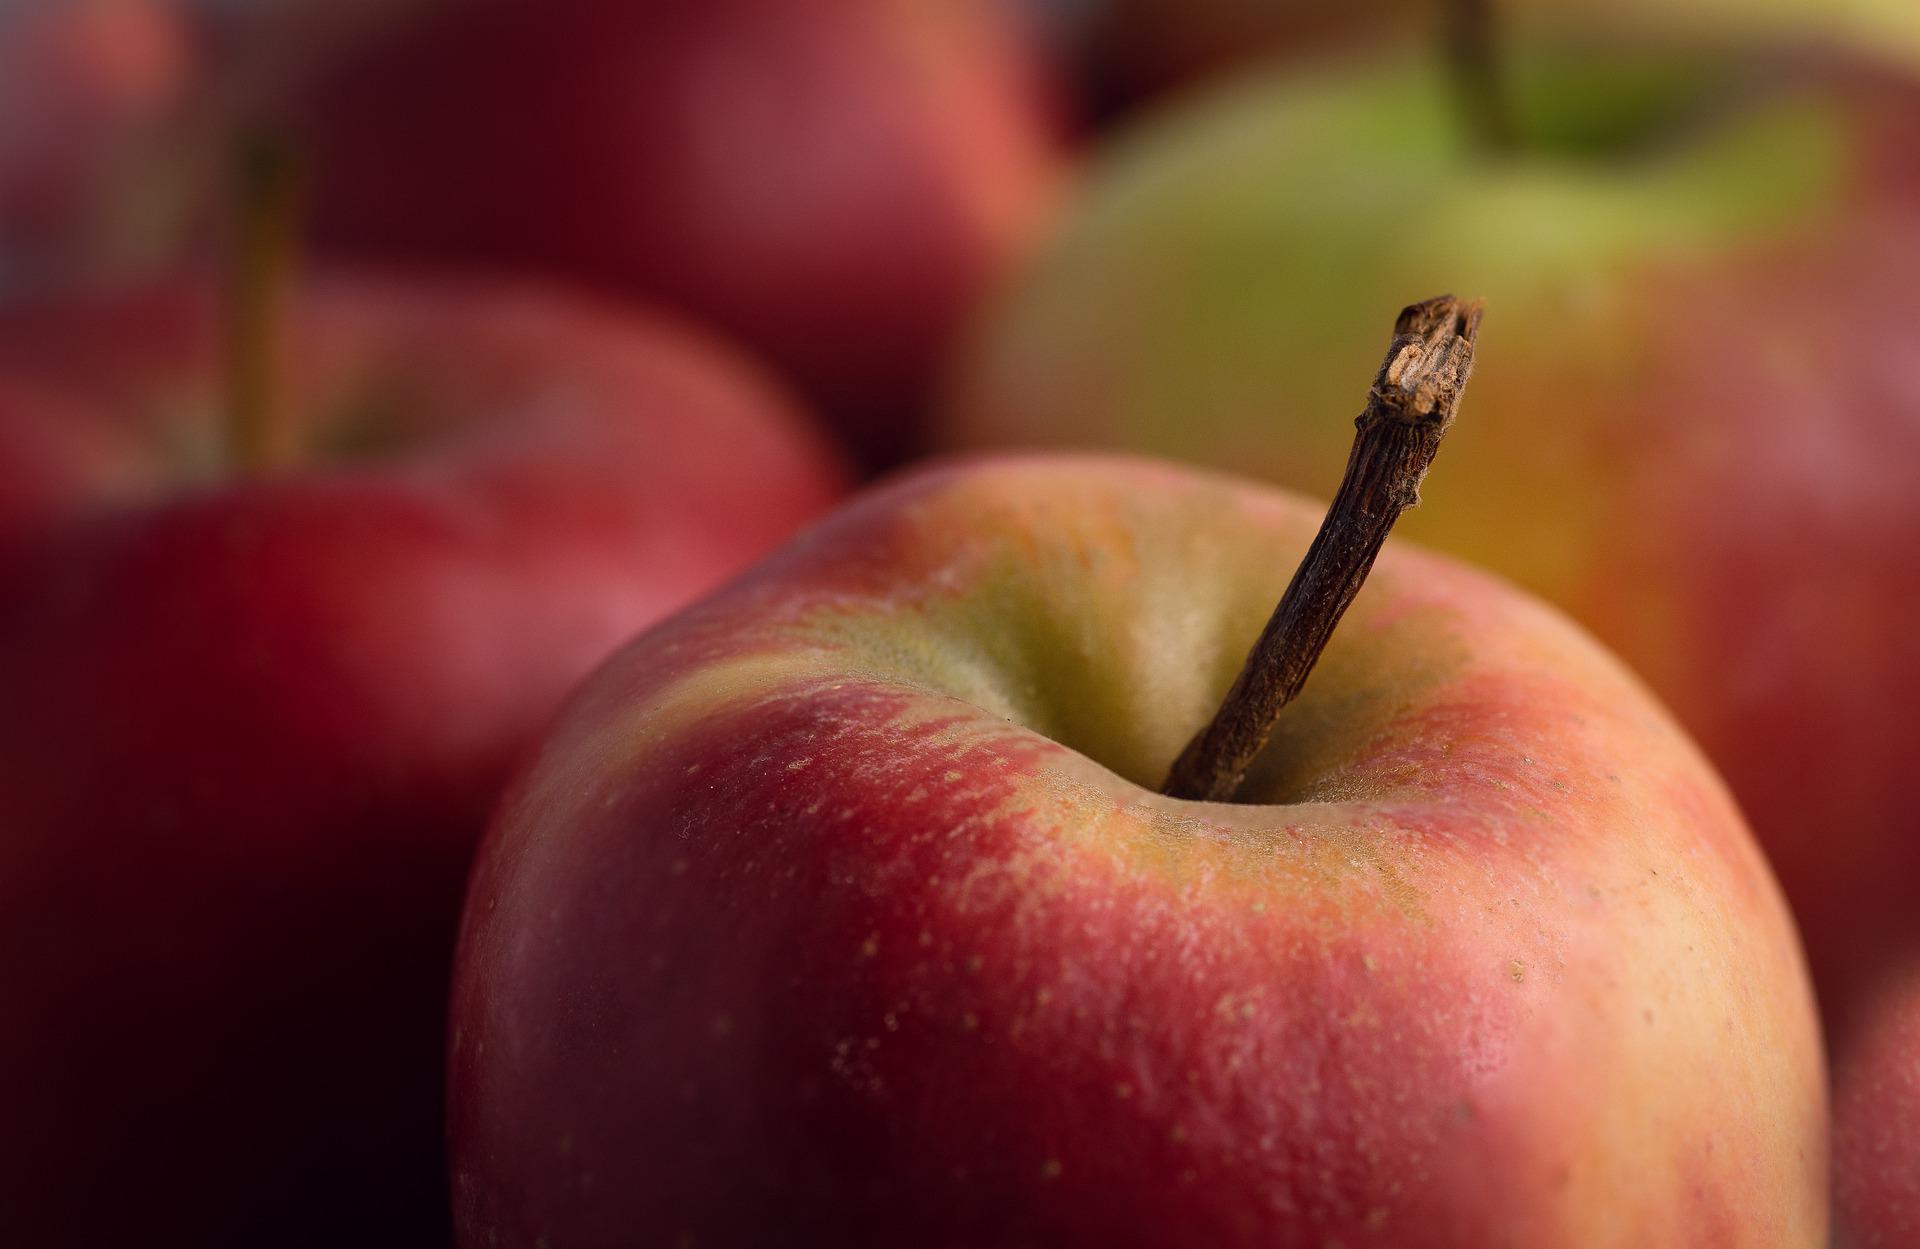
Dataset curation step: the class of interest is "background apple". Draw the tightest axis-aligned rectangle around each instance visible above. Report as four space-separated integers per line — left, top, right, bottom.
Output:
1834 958 1920 1249
0 0 198 294
941 39 1920 1027
1020 0 1920 118
0 374 151 559
0 270 844 1245
450 455 1823 1247
278 0 1070 467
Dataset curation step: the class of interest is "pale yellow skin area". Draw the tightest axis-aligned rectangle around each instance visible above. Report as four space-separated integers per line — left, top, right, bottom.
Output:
500 457 1824 1244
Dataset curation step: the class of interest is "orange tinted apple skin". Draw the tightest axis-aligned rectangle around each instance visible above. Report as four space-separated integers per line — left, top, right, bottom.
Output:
1835 961 1920 1249
1572 225 1920 1024
293 0 1066 465
0 273 844 1246
450 458 1823 1248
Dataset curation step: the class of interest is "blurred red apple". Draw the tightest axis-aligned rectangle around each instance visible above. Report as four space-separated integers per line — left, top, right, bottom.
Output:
450 455 1823 1246
286 0 1069 466
0 270 844 1245
0 374 148 556
0 0 197 291
1835 960 1920 1249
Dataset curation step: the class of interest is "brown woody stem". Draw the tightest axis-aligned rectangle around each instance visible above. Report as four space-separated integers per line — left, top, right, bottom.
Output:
1161 295 1482 803
223 134 303 473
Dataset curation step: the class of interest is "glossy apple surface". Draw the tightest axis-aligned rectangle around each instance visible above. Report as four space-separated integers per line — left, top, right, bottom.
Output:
289 0 1067 465
450 456 1823 1247
942 43 1920 1018
0 271 845 1245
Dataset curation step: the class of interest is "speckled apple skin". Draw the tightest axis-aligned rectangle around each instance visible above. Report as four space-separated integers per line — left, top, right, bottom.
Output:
938 52 1920 1026
1836 961 1920 1249
0 273 845 1246
450 457 1823 1248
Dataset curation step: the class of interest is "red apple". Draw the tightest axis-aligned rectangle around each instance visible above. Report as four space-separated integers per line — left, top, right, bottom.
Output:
0 270 845 1245
449 454 1824 1246
1835 959 1920 1249
941 39 1920 1023
282 0 1069 466
0 0 197 290
0 374 148 557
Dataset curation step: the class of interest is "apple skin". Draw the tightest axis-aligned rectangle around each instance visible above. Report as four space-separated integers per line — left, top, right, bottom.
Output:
450 456 1823 1247
0 272 845 1246
941 46 1920 1020
1834 960 1920 1249
287 0 1068 466
1565 225 1920 1023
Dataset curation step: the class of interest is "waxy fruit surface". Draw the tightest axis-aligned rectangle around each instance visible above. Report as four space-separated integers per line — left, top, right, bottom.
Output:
452 457 1823 1248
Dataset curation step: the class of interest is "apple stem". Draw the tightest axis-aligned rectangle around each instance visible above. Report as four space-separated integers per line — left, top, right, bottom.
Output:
223 133 303 473
1445 0 1516 153
1161 296 1482 803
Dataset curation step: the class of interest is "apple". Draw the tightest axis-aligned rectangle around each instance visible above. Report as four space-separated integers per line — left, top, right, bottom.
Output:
1026 0 1414 115
940 39 1920 1020
0 374 150 559
449 449 1824 1244
0 0 197 292
0 269 845 1245
1834 959 1920 1249
279 0 1069 466
1050 0 1920 115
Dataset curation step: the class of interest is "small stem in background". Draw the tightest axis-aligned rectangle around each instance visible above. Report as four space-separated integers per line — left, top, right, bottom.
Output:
224 133 303 473
1161 295 1483 803
1446 0 1516 153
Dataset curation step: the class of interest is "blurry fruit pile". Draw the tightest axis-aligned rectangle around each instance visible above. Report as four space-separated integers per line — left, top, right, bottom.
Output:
2 0 1915 1245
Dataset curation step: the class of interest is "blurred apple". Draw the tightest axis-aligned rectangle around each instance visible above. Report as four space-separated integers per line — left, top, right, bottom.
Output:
0 0 198 292
1028 0 1414 114
450 456 1824 1246
1835 959 1920 1249
1035 0 1920 115
285 0 1070 466
942 40 1920 1022
0 270 844 1245
0 374 147 557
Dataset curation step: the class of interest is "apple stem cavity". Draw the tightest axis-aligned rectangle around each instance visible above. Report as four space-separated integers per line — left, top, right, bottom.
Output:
1161 295 1482 803
1445 0 1516 154
223 133 304 473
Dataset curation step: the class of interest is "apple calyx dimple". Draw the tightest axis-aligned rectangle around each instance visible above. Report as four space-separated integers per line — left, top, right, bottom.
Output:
1161 294 1481 803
